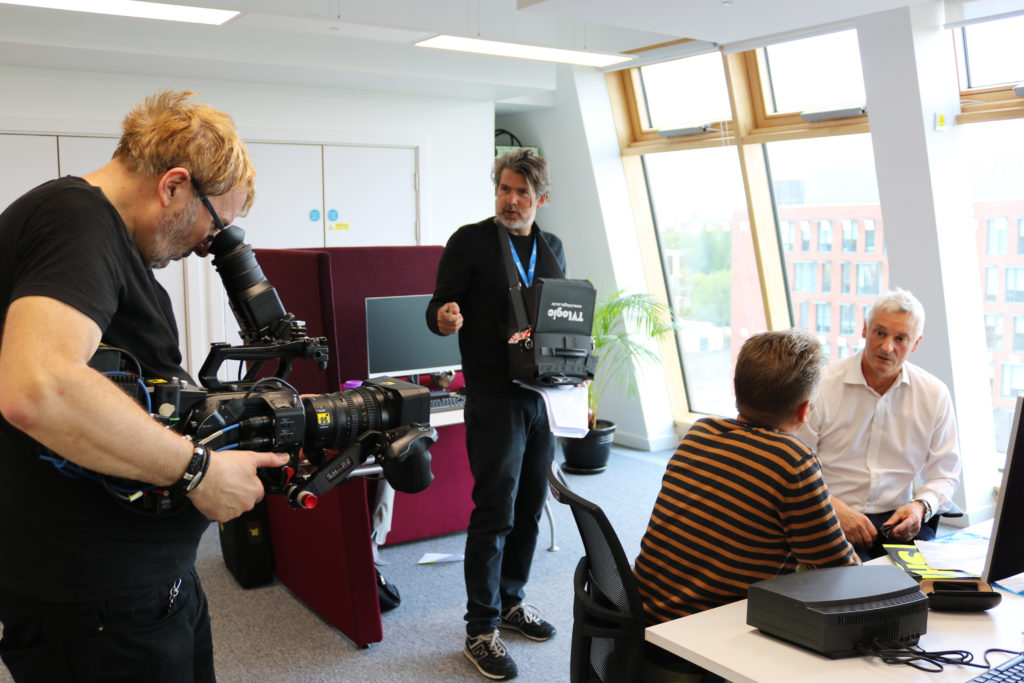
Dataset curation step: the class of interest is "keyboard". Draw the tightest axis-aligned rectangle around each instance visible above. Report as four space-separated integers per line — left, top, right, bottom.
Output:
429 391 467 412
968 654 1024 682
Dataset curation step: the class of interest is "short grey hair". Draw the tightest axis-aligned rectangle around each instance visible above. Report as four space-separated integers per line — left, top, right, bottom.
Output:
493 148 550 200
867 288 925 338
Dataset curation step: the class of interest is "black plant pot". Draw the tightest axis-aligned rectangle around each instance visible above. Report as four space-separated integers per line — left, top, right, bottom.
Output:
561 419 616 474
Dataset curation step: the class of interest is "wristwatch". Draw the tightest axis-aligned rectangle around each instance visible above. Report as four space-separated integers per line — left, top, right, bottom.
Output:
912 498 933 521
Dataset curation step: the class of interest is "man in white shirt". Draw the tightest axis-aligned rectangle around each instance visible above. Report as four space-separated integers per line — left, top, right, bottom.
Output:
798 288 961 560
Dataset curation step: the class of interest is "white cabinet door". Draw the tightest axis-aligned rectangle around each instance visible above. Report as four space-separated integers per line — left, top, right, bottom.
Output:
56 136 117 177
234 142 326 249
323 145 418 247
0 134 58 212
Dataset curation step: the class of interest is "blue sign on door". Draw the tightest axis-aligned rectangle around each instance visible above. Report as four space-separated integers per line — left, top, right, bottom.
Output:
309 209 321 222
327 209 338 222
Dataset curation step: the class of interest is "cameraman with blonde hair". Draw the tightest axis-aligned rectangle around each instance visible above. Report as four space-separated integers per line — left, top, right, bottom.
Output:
0 90 286 682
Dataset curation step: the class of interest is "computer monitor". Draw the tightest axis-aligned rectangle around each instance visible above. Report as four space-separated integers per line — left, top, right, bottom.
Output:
981 393 1024 585
365 294 461 379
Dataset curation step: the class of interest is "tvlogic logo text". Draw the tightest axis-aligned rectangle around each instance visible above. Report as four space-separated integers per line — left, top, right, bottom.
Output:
547 302 584 323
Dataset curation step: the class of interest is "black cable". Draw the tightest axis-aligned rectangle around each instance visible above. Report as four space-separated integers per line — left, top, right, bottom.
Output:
859 638 988 674
242 376 300 402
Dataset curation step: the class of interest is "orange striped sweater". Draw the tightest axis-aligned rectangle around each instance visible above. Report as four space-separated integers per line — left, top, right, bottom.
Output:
633 416 857 625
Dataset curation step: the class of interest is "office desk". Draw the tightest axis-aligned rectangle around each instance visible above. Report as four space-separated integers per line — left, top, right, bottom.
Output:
647 587 1024 682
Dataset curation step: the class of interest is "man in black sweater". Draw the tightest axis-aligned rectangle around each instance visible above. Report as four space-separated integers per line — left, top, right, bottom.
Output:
427 149 564 681
0 90 284 683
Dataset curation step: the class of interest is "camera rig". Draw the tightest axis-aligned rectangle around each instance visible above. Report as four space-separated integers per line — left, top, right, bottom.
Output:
86 225 436 514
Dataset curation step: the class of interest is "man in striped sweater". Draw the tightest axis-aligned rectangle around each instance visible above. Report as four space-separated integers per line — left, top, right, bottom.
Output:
634 328 858 629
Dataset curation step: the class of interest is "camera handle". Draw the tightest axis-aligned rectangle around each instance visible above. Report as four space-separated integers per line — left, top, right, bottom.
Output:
198 337 329 392
281 424 437 510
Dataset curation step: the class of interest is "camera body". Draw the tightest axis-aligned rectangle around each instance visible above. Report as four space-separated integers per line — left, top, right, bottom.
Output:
88 224 436 513
144 369 434 511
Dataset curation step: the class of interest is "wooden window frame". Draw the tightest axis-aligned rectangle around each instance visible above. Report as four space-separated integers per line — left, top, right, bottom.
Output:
609 32 1022 426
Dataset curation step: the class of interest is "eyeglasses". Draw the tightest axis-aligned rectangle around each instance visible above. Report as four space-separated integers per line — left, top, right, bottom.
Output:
193 184 228 233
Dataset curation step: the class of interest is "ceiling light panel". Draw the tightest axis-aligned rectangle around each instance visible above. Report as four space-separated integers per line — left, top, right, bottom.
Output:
415 34 632 68
0 1 239 25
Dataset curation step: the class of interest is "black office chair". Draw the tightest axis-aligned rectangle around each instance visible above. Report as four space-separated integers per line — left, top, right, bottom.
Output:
547 461 701 683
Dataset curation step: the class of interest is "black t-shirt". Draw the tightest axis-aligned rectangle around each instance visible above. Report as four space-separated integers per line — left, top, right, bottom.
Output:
0 177 209 601
425 217 566 396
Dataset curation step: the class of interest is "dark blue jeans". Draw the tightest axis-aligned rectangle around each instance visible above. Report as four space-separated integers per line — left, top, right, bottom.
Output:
463 389 554 636
0 568 214 683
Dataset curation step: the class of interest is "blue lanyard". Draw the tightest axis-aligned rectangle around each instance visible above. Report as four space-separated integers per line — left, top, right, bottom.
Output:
508 234 537 287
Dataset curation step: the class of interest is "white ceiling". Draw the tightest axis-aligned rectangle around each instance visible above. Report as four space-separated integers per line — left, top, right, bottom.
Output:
0 0 931 112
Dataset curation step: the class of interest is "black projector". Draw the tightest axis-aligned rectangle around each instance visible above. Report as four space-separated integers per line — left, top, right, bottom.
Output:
746 565 928 658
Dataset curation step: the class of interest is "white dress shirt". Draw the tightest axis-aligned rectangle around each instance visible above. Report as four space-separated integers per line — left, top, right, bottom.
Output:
797 351 961 517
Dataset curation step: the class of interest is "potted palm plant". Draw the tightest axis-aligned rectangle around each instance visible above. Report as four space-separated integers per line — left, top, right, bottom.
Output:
561 290 677 474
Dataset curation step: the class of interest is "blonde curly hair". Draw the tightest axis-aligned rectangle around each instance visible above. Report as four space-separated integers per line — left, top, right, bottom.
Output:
114 89 255 214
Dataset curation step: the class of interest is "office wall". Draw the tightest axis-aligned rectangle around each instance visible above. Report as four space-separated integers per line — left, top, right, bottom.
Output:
0 65 495 246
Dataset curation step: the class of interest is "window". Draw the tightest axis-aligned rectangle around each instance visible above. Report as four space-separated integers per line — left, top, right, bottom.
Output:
841 220 858 253
1015 315 1024 353
984 312 1003 351
768 135 883 338
792 261 816 292
955 14 1024 90
988 217 1008 256
756 29 866 114
840 302 856 335
780 220 794 252
962 115 1024 456
638 52 732 130
1001 363 1024 399
986 265 999 303
817 220 832 252
815 303 831 333
864 219 876 253
857 263 882 296
614 19 1019 442
1008 266 1024 304
797 300 809 329
643 147 765 416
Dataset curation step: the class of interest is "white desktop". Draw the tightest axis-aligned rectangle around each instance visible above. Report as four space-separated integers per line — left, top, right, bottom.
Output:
647 394 1024 682
646 582 1023 683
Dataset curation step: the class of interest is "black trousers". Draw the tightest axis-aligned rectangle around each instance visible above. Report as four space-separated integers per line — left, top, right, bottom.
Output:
463 390 554 636
0 568 214 683
857 511 937 562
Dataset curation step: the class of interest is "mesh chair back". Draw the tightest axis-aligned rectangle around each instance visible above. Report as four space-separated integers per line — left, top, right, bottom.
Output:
548 461 646 683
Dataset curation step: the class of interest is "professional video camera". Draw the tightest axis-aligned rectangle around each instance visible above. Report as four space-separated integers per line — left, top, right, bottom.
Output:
89 225 436 514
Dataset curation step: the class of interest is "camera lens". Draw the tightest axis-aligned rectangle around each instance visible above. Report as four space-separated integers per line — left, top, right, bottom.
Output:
302 384 398 452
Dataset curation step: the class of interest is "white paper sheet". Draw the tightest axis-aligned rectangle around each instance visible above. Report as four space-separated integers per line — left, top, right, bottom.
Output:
417 553 464 564
514 382 589 438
